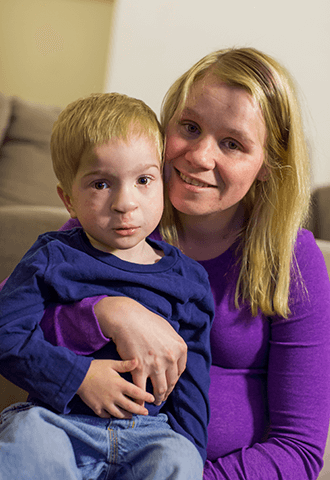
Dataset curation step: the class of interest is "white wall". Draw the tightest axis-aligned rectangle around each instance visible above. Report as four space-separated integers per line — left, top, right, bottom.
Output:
105 0 330 188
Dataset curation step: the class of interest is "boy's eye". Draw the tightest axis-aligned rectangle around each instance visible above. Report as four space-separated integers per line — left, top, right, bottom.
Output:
94 181 109 190
137 176 151 186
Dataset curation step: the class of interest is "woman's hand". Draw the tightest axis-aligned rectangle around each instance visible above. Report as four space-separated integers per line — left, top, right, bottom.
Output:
94 296 187 405
77 358 155 418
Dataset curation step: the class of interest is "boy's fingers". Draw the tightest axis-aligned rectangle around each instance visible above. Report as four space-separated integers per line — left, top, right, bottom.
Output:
112 358 137 373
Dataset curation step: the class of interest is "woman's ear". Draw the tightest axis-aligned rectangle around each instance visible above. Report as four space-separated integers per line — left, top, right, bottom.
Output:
57 184 77 219
257 164 269 182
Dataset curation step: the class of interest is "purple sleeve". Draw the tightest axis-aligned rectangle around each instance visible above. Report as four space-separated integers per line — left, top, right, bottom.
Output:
58 218 81 231
40 297 110 355
203 232 330 479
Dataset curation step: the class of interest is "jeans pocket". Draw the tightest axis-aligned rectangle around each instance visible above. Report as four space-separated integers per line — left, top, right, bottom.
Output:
0 402 34 425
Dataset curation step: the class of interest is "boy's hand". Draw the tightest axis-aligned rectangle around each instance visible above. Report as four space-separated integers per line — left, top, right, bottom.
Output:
94 296 187 406
77 359 155 418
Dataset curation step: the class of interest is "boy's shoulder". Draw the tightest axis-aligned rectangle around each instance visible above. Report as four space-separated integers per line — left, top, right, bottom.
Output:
37 227 83 245
21 227 84 261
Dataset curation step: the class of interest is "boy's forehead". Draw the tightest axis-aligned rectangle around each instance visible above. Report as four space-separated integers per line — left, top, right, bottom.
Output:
78 134 162 173
96 133 161 159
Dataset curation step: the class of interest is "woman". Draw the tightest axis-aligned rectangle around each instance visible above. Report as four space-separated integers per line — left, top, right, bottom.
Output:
3 47 330 478
57 47 330 478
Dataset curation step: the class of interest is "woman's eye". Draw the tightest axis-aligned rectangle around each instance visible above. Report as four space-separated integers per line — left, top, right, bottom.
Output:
94 181 109 190
180 121 200 136
223 139 241 151
137 176 151 186
186 124 199 134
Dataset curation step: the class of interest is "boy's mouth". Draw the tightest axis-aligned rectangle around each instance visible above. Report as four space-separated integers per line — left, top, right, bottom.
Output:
114 226 140 236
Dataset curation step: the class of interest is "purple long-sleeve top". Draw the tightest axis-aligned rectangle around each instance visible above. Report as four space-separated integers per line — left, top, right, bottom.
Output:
2 218 330 478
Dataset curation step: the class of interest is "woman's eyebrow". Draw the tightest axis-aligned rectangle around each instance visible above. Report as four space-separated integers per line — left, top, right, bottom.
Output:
180 107 198 118
224 128 257 146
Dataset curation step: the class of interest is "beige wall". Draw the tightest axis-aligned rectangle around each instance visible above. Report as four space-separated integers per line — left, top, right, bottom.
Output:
0 0 116 108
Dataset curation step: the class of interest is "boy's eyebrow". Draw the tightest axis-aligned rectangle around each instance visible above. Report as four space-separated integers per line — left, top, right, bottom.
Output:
82 164 160 178
133 163 161 171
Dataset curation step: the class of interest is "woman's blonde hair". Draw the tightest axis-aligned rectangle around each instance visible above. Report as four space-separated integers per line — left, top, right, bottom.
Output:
160 47 311 318
51 93 163 195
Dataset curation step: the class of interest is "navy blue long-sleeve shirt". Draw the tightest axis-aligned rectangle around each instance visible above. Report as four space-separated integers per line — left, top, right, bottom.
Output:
0 228 214 461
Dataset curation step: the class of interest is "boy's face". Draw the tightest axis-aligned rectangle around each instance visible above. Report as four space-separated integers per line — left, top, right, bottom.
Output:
60 134 164 261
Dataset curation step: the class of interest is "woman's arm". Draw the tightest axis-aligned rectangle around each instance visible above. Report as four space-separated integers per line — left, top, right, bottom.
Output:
94 296 188 405
45 295 187 409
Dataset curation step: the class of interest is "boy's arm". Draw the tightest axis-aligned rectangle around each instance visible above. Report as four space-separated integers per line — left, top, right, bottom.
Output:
0 247 91 413
1 262 154 416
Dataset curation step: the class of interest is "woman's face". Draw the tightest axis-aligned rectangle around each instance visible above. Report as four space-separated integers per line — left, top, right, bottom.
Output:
165 77 268 221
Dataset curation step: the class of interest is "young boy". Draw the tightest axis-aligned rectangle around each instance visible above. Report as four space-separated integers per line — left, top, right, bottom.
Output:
0 93 214 479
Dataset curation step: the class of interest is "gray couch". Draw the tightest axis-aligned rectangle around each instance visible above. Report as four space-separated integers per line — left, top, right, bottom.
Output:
0 91 330 477
0 92 69 409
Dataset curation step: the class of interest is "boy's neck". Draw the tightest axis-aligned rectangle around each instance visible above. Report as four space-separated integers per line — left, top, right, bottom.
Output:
85 232 164 265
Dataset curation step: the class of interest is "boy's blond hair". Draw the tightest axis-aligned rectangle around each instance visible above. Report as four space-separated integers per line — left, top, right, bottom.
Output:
160 47 311 318
51 93 163 195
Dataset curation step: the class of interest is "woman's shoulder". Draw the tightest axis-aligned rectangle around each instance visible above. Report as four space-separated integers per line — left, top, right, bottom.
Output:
294 229 325 267
58 218 81 231
292 228 330 300
295 228 317 246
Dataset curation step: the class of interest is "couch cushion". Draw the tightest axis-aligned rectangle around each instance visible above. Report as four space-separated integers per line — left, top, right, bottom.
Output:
0 205 69 282
310 186 330 242
0 95 62 207
0 92 12 147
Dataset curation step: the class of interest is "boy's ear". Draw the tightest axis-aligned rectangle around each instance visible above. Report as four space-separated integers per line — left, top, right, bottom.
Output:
57 184 77 219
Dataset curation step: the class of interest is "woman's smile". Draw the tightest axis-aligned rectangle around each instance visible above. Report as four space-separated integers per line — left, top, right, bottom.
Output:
176 168 218 189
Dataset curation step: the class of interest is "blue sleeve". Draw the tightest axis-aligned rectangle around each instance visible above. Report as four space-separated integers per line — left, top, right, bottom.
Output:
162 281 214 463
0 242 91 413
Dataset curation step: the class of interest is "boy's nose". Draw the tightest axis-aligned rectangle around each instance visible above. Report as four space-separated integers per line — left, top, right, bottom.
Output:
111 186 138 213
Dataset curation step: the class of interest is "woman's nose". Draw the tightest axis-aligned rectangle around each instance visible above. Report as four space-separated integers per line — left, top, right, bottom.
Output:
111 186 138 213
185 136 218 170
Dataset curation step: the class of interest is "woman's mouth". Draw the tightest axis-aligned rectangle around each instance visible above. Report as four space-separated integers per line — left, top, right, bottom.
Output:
176 169 217 188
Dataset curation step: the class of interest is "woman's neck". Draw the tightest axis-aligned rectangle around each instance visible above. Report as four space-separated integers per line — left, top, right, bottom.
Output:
177 205 244 261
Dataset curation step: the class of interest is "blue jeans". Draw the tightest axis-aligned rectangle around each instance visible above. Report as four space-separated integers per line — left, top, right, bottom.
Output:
0 402 203 480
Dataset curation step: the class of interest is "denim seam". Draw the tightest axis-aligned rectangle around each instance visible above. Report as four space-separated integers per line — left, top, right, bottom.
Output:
0 402 34 425
108 427 118 465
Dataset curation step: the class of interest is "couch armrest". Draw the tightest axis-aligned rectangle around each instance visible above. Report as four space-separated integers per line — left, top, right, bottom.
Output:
316 239 330 280
0 205 69 412
0 376 28 413
0 205 69 282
